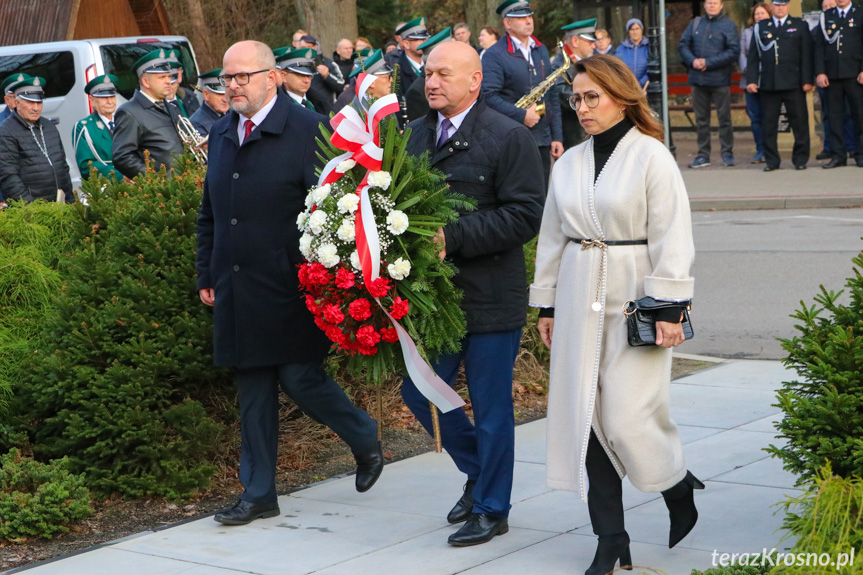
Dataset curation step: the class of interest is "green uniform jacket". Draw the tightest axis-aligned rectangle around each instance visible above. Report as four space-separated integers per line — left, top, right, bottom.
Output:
72 113 119 180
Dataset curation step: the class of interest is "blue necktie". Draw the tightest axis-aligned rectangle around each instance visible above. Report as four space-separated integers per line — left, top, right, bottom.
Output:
437 118 453 149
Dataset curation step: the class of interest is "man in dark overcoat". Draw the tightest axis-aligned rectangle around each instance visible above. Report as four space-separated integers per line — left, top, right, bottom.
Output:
746 0 814 171
481 0 563 190
196 41 383 526
402 41 545 547
393 18 430 118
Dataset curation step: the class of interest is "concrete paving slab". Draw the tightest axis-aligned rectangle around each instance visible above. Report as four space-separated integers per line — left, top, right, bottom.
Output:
678 424 725 445
671 384 779 429
674 360 794 390
712 455 800 491
312 526 556 575
17 547 198 575
513 419 546 465
683 429 781 480
737 413 783 434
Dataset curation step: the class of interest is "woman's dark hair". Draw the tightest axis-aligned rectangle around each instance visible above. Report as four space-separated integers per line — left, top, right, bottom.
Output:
481 25 501 41
573 54 664 142
748 2 770 27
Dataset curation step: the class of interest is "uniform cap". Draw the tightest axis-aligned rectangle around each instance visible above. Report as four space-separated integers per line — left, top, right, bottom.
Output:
12 76 46 102
84 74 119 97
496 0 533 18
396 17 431 40
277 48 317 76
133 48 173 77
349 48 393 78
197 68 225 94
2 73 32 95
562 18 598 41
418 27 453 52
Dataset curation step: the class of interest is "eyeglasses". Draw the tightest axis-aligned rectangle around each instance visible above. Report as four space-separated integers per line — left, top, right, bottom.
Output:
570 91 604 110
218 69 270 87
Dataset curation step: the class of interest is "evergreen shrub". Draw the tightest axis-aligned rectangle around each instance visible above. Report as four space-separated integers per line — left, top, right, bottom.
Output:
15 160 234 499
0 447 92 542
769 253 863 483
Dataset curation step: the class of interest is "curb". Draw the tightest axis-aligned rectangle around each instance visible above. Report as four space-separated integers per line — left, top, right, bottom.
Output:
690 195 863 211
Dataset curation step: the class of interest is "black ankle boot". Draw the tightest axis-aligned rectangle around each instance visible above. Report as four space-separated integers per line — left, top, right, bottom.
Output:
662 470 705 548
586 532 632 575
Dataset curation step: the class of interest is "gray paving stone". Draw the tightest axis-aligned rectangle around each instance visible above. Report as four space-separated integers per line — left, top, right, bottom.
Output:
671 383 780 429
19 548 198 575
675 360 793 390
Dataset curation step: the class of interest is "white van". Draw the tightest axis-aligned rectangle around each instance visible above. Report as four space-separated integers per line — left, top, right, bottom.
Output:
0 36 201 188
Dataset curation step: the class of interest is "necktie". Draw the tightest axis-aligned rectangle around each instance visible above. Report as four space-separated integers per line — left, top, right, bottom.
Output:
302 99 316 112
840 10 846 18
243 119 254 143
437 118 453 149
108 120 114 132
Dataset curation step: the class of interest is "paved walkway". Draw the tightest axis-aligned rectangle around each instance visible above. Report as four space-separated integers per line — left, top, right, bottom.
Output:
10 357 803 575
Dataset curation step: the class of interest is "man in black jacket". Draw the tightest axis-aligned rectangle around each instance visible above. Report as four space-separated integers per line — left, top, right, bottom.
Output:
746 0 814 171
189 69 228 137
402 41 545 547
814 0 863 167
298 35 345 115
393 18 430 113
112 49 185 179
0 76 73 203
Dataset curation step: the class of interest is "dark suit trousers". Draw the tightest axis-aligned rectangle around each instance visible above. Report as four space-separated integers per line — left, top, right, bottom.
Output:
761 89 810 168
236 362 378 504
827 78 863 160
400 329 522 518
538 146 551 194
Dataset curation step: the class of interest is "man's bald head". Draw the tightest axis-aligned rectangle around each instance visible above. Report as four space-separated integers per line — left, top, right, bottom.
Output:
424 41 483 118
222 41 278 117
224 40 276 70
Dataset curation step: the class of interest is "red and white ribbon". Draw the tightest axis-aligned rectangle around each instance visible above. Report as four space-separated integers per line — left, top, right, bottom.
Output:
313 73 465 414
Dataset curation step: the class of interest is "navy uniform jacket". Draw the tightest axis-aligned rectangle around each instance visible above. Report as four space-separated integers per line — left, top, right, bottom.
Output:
195 92 331 368
814 5 863 79
404 74 429 122
552 48 585 149
189 102 224 137
746 17 814 90
113 90 184 179
405 98 545 333
395 50 423 104
480 34 563 147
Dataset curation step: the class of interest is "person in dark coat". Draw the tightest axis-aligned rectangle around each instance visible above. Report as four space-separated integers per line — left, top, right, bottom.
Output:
112 48 185 179
332 38 355 82
393 18 430 118
404 28 453 123
275 48 320 111
297 35 345 115
336 49 394 114
814 0 863 168
746 0 814 171
0 76 73 203
679 0 740 168
616 18 650 87
196 41 383 526
0 73 25 124
402 41 545 547
554 18 597 150
189 69 228 137
481 0 564 190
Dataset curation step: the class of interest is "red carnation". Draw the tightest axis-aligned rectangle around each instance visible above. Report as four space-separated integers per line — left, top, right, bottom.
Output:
335 268 356 289
380 326 399 343
357 345 378 356
314 316 327 331
307 262 331 285
325 325 348 345
366 276 392 298
348 298 373 321
305 295 319 314
390 296 410 320
322 304 345 324
356 324 381 347
298 265 310 287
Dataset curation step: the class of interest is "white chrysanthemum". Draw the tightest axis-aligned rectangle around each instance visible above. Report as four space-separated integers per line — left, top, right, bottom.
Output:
296 211 309 231
350 250 362 271
336 159 356 173
318 243 340 268
387 257 411 280
337 193 359 214
304 193 315 208
313 185 331 204
299 233 313 258
337 219 355 241
386 210 409 235
367 170 392 190
308 210 328 235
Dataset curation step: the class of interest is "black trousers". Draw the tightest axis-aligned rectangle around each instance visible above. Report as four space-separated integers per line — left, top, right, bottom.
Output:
538 145 551 195
236 362 378 504
827 78 863 161
760 88 810 168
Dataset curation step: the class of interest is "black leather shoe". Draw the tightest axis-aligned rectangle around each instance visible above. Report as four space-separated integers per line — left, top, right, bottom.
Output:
447 513 508 546
763 165 780 172
816 150 831 160
822 158 847 169
214 499 280 525
586 532 633 575
447 480 476 524
662 470 706 548
794 164 807 170
354 441 384 492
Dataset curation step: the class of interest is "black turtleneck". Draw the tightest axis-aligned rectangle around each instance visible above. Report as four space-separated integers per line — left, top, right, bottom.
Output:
593 116 633 182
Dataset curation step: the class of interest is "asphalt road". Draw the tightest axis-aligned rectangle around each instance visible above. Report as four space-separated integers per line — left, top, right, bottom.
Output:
687 208 863 359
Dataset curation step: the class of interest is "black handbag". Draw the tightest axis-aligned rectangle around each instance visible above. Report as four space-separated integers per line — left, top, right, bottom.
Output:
623 296 694 347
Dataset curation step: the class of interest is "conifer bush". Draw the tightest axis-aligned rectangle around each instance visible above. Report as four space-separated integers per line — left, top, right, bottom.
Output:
769 251 863 483
0 448 92 542
15 160 234 499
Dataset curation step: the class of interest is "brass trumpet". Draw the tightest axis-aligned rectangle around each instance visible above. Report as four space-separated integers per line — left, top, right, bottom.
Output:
176 116 208 165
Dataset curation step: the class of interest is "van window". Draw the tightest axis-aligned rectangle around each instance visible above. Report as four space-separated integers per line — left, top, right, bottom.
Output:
100 41 197 100
0 51 76 99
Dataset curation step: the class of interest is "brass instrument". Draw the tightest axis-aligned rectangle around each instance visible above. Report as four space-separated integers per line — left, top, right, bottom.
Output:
516 41 570 116
176 116 208 165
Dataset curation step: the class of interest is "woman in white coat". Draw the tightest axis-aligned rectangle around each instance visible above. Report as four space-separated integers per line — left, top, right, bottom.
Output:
530 55 703 575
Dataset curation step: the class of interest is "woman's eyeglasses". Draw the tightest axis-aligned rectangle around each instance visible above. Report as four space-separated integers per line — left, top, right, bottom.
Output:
569 91 603 111
218 69 269 87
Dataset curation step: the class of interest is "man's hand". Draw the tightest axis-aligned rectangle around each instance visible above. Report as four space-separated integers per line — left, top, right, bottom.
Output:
746 83 759 93
551 141 564 159
858 71 863 85
692 58 707 70
434 228 446 260
803 83 814 93
817 74 830 88
538 317 554 349
524 105 541 128
199 288 215 307
317 64 329 78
